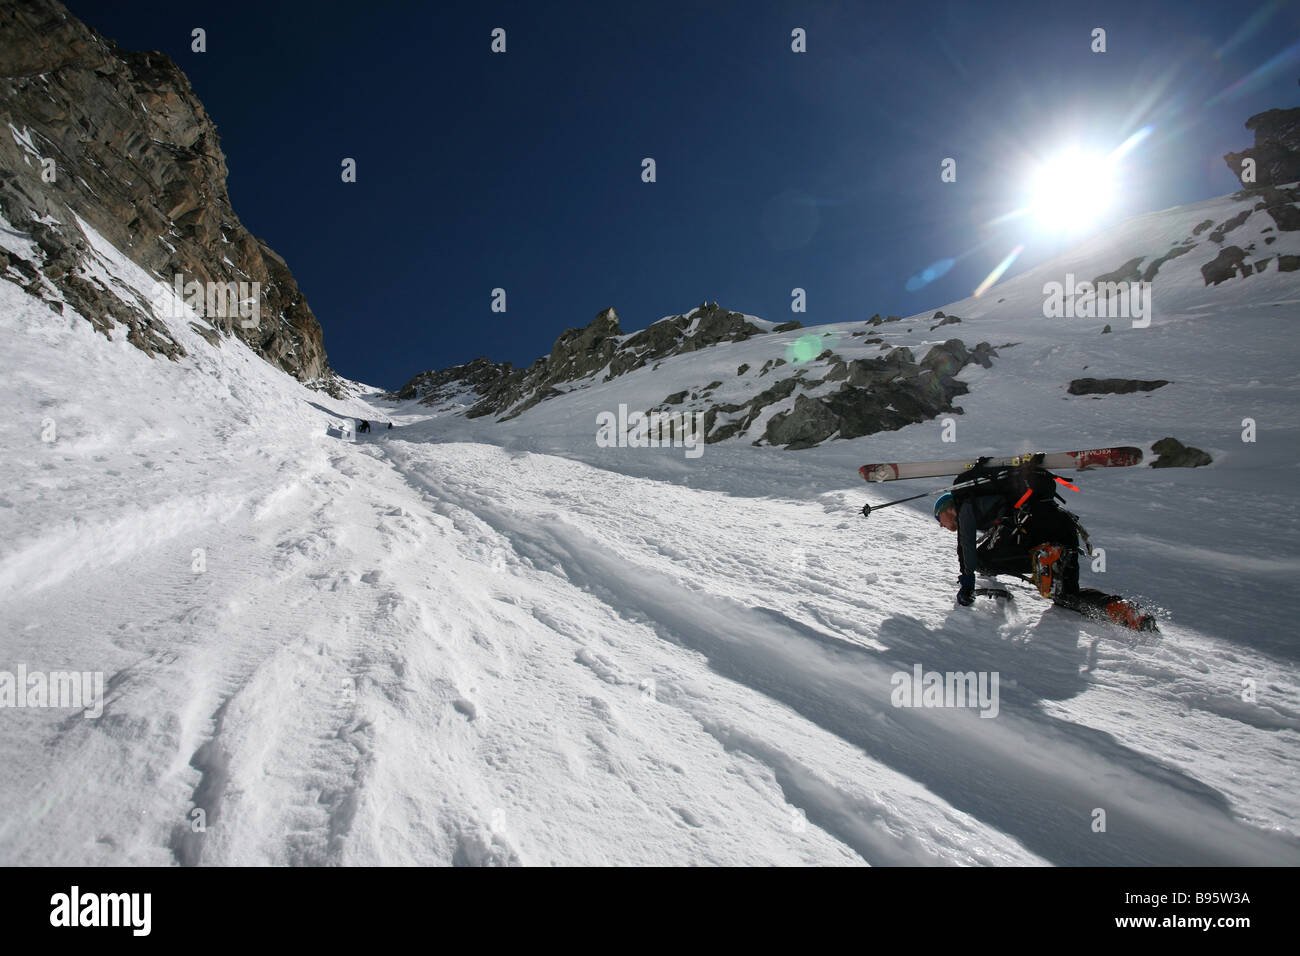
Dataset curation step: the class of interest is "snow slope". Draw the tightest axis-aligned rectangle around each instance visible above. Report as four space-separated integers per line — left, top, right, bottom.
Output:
1 191 1298 866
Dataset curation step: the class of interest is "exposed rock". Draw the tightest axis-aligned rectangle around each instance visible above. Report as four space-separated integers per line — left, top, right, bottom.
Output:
611 302 765 376
968 341 998 369
1150 437 1212 468
663 390 688 405
1201 246 1251 285
929 312 961 331
1094 257 1144 286
758 339 982 448
772 320 802 332
1191 219 1215 236
762 394 839 449
705 377 801 443
749 377 799 409
387 356 511 405
1142 243 1196 282
1254 185 1300 231
1280 255 1300 272
462 301 778 420
1101 324 1112 334
1208 209 1251 243
0 0 336 391
468 307 619 418
1223 107 1300 189
841 346 915 388
737 363 749 375
919 339 969 379
1067 378 1170 396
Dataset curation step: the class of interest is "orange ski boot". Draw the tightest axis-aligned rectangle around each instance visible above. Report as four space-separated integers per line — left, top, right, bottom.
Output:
1105 598 1159 632
1030 544 1066 599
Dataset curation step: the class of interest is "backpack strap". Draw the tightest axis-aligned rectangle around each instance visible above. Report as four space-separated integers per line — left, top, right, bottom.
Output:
1059 507 1094 556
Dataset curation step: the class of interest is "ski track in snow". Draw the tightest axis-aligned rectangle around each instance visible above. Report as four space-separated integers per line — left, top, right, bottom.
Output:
3 200 1300 865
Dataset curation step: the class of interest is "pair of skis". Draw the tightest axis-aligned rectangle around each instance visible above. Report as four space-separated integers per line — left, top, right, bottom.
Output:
858 446 1143 483
855 446 1142 518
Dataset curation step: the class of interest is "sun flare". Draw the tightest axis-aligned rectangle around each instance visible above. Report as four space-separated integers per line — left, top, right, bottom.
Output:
1028 149 1114 233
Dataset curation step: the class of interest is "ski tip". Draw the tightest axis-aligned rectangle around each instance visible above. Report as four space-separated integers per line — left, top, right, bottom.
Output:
1069 446 1144 470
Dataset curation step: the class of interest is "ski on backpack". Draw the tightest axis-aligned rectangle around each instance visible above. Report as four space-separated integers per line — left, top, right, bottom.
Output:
859 446 1143 483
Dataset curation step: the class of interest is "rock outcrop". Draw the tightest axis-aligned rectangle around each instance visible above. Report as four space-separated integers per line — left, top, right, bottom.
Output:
385 356 512 408
1149 437 1212 468
1224 107 1300 189
1067 378 1170 396
758 339 996 449
0 0 338 392
455 302 771 420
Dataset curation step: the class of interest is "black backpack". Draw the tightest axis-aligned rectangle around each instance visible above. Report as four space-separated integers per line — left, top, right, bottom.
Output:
952 455 1063 509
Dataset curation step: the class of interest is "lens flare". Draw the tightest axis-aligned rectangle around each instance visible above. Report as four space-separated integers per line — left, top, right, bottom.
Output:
905 258 955 291
787 334 823 364
973 245 1024 297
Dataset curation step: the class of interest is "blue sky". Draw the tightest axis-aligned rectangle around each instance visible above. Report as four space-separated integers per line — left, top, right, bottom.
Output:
64 0 1300 388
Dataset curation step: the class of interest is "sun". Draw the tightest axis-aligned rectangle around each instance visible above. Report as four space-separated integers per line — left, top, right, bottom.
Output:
1028 148 1114 234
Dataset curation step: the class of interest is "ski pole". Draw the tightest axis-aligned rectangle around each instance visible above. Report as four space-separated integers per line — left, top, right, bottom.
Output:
858 471 1013 519
860 486 949 518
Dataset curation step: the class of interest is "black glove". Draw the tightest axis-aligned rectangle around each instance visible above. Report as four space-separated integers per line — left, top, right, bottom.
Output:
957 572 975 606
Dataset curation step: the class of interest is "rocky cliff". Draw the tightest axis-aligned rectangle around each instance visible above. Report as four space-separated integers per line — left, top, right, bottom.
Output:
392 300 1001 449
1224 105 1300 189
0 0 338 392
392 302 793 420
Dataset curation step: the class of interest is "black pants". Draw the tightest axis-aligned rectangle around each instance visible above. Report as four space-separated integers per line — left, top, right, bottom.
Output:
976 505 1080 595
